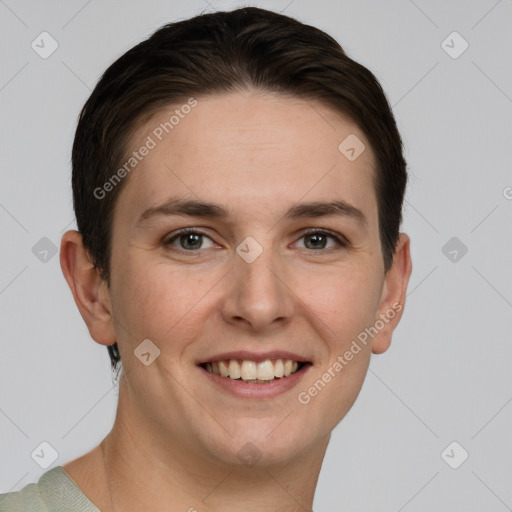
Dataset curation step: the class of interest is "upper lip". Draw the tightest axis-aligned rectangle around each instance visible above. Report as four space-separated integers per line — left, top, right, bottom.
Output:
197 350 310 365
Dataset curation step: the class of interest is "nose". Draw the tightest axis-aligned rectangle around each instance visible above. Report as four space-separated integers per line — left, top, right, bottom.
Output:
221 243 295 333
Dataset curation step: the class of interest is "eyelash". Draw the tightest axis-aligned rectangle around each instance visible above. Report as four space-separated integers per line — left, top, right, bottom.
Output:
162 227 348 254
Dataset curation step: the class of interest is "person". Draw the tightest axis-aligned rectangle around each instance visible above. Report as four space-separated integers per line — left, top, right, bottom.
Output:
0 6 411 511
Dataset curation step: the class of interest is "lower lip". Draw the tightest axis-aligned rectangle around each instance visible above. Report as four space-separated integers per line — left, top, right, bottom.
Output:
199 364 311 399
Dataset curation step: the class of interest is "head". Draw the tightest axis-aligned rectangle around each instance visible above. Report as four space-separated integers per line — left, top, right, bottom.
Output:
61 7 411 467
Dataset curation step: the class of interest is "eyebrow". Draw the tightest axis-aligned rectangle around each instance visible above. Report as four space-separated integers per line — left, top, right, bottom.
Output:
136 198 367 226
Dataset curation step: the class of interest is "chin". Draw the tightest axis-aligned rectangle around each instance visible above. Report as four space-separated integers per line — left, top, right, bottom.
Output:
196 418 317 468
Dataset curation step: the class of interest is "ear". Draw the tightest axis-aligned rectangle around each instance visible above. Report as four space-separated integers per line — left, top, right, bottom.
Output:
60 230 116 346
371 233 412 354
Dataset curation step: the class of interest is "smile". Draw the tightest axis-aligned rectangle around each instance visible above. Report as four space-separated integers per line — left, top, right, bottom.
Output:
201 359 305 383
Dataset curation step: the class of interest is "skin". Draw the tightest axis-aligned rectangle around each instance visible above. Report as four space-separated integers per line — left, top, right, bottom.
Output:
60 90 412 511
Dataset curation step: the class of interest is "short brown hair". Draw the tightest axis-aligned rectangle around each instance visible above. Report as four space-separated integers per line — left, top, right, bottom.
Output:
71 7 407 373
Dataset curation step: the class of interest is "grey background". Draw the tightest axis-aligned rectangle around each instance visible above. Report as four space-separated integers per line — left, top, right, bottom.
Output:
1 1 511 510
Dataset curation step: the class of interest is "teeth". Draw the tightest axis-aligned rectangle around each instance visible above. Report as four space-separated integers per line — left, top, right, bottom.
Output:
218 360 229 377
204 358 303 381
274 359 284 378
228 359 241 379
257 360 275 381
241 360 257 380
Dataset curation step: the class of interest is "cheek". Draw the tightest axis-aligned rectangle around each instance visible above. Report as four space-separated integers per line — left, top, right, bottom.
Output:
295 270 378 430
110 256 218 349
299 262 383 346
302 265 382 421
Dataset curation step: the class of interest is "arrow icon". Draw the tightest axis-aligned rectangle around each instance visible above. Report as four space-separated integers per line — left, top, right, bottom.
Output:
31 31 59 59
236 237 263 263
32 237 58 262
442 236 468 263
134 339 160 365
237 442 262 465
31 441 59 468
338 134 365 161
441 441 469 469
441 31 468 59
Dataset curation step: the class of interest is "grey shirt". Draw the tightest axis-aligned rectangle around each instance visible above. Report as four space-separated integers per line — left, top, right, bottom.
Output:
0 466 100 512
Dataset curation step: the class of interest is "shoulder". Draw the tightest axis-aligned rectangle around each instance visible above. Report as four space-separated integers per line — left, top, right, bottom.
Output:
0 467 100 512
0 479 46 511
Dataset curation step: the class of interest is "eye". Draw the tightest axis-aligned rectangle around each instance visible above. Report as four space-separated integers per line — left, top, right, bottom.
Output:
163 229 216 252
162 227 347 254
294 229 346 250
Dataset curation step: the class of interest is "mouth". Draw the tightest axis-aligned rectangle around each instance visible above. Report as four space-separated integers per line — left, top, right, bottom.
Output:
199 350 311 384
200 358 309 384
197 351 312 398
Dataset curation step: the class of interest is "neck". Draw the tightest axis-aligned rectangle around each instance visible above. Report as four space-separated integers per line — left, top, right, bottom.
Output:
100 377 328 512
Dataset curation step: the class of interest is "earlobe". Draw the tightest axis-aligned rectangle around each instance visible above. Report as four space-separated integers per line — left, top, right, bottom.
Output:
60 230 116 346
371 233 412 354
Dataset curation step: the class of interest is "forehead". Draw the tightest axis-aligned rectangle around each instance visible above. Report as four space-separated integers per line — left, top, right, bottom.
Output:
117 91 377 222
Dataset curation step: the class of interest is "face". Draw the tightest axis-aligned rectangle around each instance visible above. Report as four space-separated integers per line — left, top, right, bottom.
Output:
104 90 398 467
